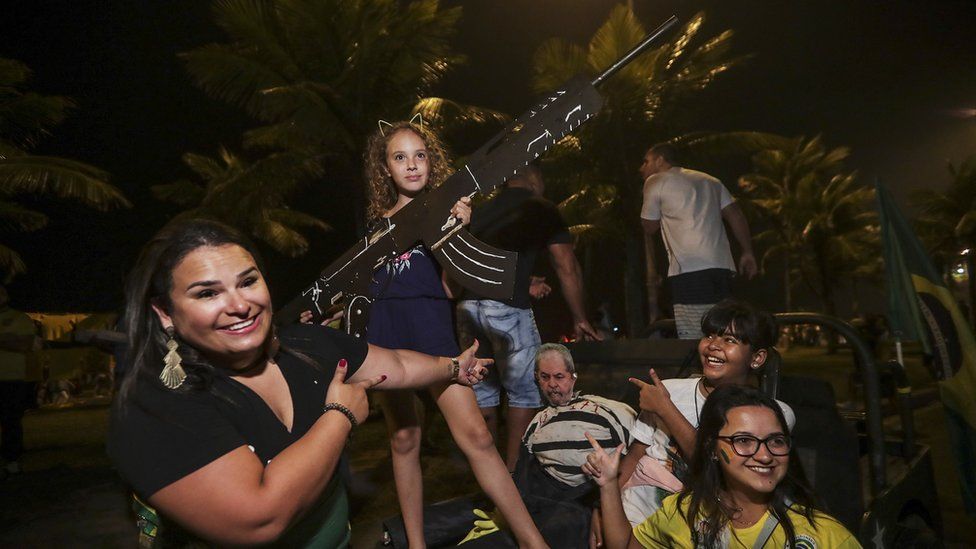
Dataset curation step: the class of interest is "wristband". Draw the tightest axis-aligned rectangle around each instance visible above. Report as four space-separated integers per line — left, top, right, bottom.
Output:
450 356 461 382
323 402 358 430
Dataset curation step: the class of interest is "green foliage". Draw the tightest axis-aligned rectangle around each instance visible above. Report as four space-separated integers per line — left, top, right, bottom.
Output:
180 0 504 232
153 147 330 257
535 8 758 232
913 154 976 268
0 57 129 281
738 135 879 312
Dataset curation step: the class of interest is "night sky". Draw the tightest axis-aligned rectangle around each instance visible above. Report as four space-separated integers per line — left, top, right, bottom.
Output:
3 0 975 313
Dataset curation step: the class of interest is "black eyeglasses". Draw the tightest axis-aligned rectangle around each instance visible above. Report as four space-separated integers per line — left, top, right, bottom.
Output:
717 434 791 457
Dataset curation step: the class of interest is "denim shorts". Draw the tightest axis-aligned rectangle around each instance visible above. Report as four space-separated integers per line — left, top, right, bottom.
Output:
456 300 542 408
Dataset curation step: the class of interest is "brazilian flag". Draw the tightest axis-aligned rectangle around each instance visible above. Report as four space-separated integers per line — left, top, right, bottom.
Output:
877 182 976 514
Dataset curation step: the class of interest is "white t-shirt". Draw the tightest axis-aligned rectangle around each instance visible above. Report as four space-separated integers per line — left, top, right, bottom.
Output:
622 378 796 526
640 167 736 277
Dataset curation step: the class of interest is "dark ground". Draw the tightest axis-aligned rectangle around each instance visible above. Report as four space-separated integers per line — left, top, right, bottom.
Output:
1 347 974 547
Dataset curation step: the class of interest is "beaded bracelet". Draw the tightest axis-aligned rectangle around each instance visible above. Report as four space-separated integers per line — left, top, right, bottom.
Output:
323 402 358 430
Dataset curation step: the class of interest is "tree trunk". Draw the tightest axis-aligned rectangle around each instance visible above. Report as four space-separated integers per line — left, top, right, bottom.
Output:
781 256 793 351
817 259 839 355
966 252 976 326
784 256 793 312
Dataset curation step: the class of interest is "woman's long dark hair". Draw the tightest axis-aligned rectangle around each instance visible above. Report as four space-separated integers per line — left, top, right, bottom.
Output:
117 218 269 406
677 385 820 547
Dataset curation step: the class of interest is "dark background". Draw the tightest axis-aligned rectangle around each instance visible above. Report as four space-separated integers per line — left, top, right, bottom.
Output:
2 0 975 316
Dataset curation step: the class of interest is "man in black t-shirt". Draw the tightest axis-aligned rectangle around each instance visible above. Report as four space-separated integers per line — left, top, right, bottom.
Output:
457 166 600 470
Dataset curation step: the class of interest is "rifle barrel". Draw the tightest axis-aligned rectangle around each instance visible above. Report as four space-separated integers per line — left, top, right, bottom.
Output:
591 15 679 87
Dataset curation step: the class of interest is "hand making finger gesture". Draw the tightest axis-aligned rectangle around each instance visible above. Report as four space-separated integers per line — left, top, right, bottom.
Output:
324 359 386 425
629 368 673 416
581 432 624 487
453 339 493 386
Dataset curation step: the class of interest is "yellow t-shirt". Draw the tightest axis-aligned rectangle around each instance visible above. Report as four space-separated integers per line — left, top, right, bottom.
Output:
633 494 862 548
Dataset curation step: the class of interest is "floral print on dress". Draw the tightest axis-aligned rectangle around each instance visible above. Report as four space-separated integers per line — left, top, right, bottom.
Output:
387 246 426 276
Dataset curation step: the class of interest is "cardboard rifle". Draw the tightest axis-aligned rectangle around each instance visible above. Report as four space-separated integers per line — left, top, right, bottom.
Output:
277 15 680 337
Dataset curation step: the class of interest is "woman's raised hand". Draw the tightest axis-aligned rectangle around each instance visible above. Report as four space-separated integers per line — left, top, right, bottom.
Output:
582 432 624 487
454 339 493 386
324 359 386 424
451 196 473 226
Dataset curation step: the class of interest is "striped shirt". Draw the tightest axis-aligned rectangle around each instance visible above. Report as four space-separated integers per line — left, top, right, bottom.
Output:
523 393 637 487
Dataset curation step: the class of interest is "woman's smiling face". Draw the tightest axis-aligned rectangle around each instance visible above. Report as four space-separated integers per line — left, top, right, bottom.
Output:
716 405 789 500
152 244 272 370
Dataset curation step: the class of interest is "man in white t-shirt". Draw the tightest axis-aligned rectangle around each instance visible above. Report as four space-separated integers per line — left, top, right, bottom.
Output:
639 143 758 339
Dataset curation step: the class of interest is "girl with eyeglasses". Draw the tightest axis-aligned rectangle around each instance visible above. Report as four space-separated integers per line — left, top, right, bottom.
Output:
583 384 860 548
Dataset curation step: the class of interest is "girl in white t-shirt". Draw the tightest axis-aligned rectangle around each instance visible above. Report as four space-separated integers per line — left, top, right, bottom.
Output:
616 300 795 527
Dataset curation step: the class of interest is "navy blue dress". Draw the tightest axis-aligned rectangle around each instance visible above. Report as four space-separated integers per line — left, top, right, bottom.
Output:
366 243 460 357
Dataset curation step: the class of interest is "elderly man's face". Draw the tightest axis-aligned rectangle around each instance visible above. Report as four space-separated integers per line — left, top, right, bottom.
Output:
537 353 576 406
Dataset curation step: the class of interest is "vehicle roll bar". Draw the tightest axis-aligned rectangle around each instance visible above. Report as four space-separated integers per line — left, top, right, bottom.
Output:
775 313 886 496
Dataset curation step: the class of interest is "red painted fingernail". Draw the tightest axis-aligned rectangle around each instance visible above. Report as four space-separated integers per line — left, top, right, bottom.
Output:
339 359 347 368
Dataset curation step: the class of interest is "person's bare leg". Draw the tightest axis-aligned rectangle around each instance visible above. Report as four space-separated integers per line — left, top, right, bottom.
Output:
505 406 537 472
435 383 548 549
379 390 426 548
480 405 499 442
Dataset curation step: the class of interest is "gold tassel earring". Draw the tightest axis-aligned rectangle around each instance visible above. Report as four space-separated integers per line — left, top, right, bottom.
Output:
160 326 187 389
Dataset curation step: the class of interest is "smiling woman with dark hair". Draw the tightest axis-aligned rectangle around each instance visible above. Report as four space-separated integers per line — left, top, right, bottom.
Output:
108 218 492 547
584 385 861 548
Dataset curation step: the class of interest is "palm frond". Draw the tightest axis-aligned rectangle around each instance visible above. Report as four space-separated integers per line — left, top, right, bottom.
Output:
411 97 510 136
0 58 31 87
268 207 331 231
674 131 794 167
254 217 309 257
0 241 26 282
0 199 47 231
0 156 130 209
151 179 206 207
531 39 587 93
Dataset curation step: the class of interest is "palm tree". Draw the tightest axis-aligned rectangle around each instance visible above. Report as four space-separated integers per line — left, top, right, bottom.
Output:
181 0 506 231
913 154 976 270
738 135 879 318
0 57 129 281
152 147 329 257
534 7 752 334
913 155 976 322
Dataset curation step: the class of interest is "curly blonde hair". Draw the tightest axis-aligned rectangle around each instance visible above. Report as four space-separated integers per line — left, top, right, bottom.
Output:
363 121 453 223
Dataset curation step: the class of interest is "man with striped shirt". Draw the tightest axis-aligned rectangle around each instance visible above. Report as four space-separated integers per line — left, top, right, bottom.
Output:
519 343 637 491
508 343 636 546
